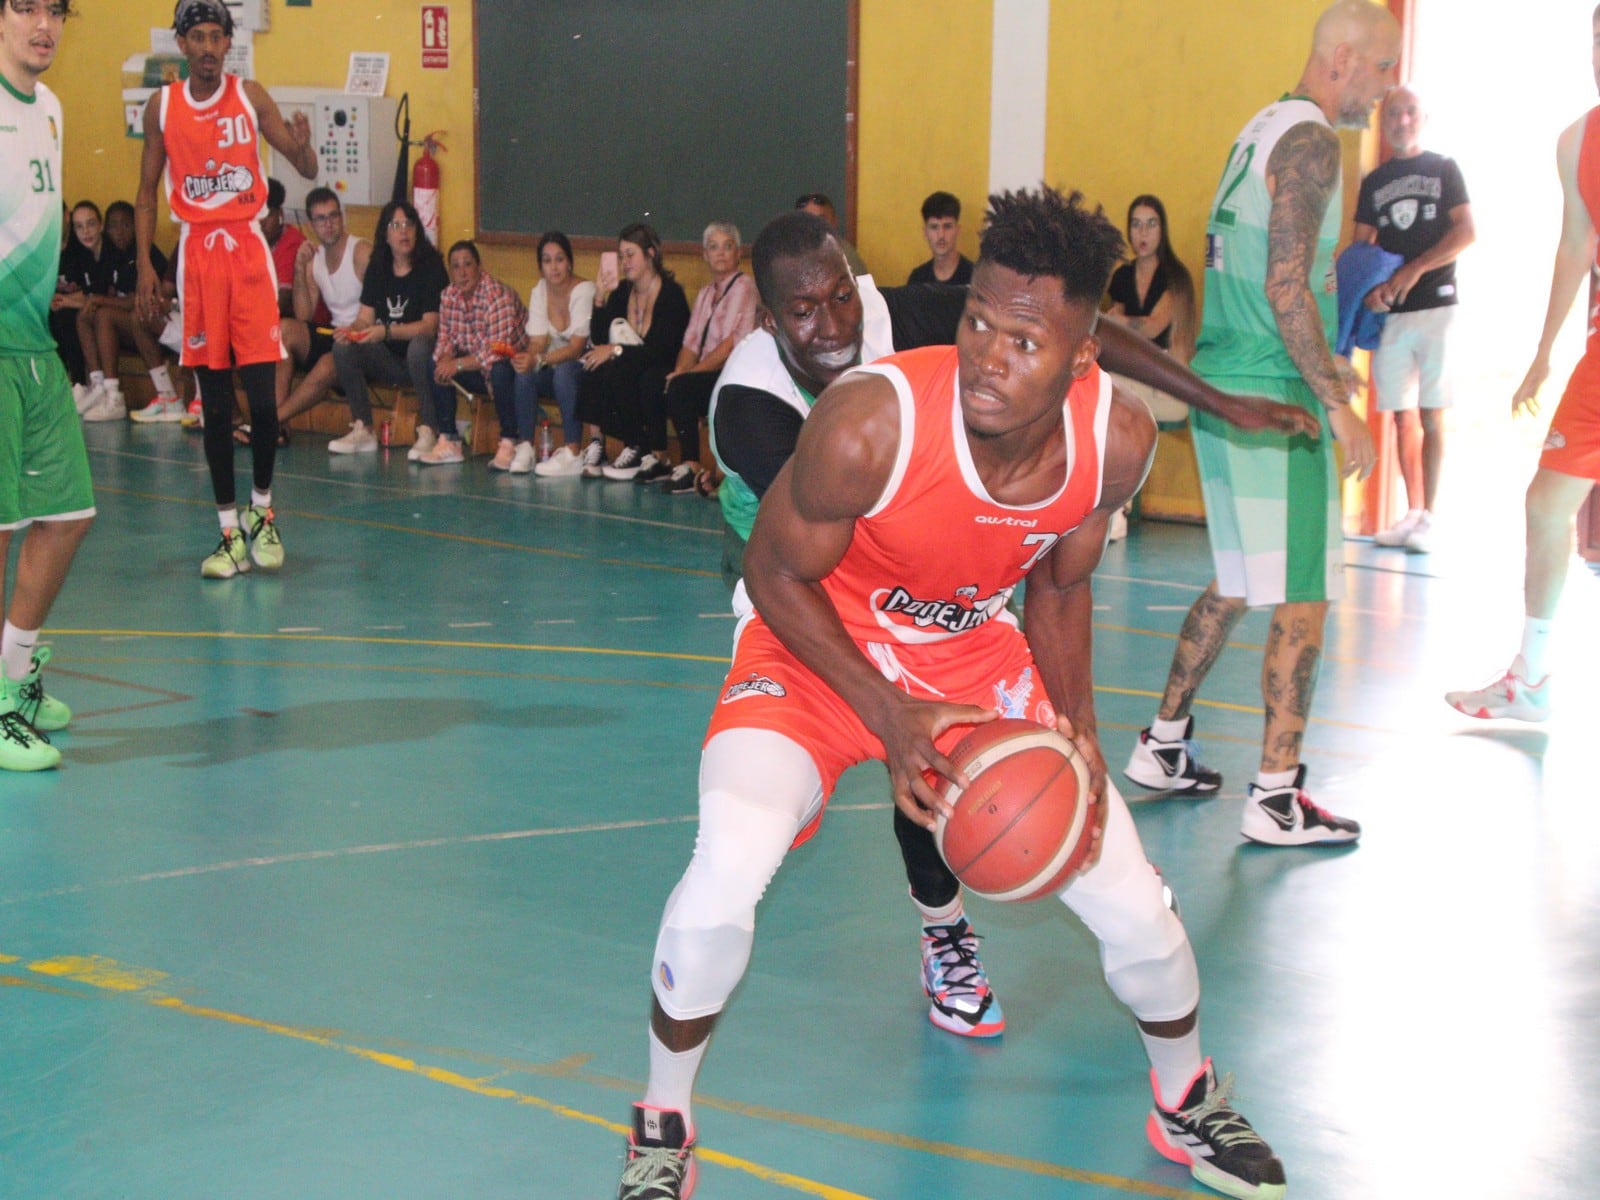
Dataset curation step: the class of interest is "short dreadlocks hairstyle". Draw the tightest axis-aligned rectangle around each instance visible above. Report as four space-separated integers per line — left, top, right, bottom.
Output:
978 186 1125 306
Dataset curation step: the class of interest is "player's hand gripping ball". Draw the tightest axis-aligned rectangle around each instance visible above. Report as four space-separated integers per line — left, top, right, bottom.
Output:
934 719 1099 902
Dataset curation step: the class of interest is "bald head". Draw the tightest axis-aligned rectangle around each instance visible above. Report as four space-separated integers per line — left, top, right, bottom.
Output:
1300 0 1402 129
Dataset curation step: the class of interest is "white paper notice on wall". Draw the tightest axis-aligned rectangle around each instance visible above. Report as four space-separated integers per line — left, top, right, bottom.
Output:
223 29 254 79
346 53 390 97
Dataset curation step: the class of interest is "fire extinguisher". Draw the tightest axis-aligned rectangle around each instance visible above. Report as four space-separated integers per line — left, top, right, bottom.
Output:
412 131 446 247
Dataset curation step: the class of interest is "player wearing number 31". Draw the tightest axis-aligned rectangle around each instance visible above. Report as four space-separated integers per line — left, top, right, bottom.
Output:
616 188 1286 1200
134 0 318 579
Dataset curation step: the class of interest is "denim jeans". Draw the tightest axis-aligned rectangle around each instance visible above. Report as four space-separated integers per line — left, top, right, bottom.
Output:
513 359 583 445
430 358 514 440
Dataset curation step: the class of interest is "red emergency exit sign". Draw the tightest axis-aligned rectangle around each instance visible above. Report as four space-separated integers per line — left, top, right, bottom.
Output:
422 5 450 69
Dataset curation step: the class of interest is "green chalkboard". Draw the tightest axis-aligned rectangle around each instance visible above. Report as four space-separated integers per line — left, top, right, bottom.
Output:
473 0 854 247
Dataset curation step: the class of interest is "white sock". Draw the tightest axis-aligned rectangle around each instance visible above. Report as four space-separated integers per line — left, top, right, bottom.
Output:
914 891 964 927
1150 715 1189 742
1518 618 1554 681
642 1027 706 1131
1141 1028 1205 1109
89 370 105 387
1 622 39 682
1255 766 1297 792
251 490 272 510
218 508 240 531
150 365 174 397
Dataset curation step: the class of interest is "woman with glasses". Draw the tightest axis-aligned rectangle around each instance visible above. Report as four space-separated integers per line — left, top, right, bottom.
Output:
327 200 448 454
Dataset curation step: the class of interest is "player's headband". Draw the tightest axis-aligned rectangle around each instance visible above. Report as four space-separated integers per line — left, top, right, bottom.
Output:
174 0 234 37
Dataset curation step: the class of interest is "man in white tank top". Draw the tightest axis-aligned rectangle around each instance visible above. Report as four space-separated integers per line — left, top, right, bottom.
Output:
276 186 370 427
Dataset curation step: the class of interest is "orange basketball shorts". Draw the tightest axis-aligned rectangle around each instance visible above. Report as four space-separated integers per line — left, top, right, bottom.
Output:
176 220 285 371
1543 348 1600 483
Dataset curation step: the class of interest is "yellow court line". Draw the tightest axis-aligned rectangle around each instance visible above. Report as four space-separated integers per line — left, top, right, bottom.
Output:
1 952 1210 1199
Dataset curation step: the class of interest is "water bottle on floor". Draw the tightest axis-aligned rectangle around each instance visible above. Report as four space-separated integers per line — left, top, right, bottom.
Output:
537 415 554 462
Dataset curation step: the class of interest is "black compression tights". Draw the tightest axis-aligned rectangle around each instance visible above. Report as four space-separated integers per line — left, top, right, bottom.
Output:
196 362 278 507
893 805 961 911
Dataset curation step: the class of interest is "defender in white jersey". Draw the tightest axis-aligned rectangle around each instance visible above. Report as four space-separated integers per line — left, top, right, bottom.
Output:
1125 1 1397 845
0 0 94 771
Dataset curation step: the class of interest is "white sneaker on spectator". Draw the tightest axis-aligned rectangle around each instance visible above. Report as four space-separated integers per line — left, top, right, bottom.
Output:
580 437 606 478
1402 511 1434 554
408 426 438 462
130 396 185 424
1374 508 1423 547
72 382 98 414
509 441 536 474
82 386 126 422
329 420 379 454
418 436 463 465
603 446 646 480
488 438 516 471
536 444 583 477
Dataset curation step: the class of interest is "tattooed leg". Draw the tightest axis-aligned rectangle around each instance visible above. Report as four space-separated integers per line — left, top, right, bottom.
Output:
1260 600 1328 773
1158 581 1249 721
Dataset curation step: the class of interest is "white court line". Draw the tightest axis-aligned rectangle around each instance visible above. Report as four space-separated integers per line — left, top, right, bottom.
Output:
616 616 659 623
698 612 736 619
278 626 323 633
1145 605 1191 612
448 622 493 628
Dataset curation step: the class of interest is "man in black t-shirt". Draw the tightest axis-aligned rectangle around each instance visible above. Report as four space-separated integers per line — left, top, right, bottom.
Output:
1353 85 1475 553
906 190 974 286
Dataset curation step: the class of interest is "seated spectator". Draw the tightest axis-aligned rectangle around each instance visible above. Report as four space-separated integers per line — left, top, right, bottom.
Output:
906 191 973 286
648 221 757 492
1104 193 1196 363
54 201 123 416
328 200 448 455
273 187 370 441
576 223 690 480
262 177 313 320
514 231 595 476
421 240 527 466
794 191 868 276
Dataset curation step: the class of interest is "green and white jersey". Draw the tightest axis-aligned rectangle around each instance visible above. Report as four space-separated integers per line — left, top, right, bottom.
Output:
0 75 63 357
1192 97 1340 382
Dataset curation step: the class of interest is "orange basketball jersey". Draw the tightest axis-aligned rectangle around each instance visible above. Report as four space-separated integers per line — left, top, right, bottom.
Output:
1577 106 1600 347
821 344 1112 647
159 74 267 226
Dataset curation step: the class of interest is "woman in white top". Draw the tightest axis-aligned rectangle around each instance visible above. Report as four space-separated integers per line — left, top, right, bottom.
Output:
514 231 594 476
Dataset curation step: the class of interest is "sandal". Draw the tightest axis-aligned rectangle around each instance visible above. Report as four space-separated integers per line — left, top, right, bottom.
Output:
232 424 251 446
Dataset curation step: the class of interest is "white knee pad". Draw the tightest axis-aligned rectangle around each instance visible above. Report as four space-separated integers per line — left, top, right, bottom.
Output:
652 730 824 1021
1058 782 1200 1023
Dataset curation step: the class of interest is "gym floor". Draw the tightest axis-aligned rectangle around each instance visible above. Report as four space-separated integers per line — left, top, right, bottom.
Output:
1 419 1594 1199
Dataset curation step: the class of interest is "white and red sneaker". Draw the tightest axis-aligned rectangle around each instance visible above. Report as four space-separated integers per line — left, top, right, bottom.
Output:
1446 659 1551 722
1241 765 1359 846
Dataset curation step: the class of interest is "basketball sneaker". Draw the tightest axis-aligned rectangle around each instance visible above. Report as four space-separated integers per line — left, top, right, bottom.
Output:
4 647 71 732
201 528 251 579
244 506 284 571
1373 508 1424 547
1124 717 1222 794
920 918 1005 1037
1241 766 1359 846
1146 1059 1286 1200
618 1104 696 1200
180 397 204 428
130 396 185 424
0 708 60 771
1445 659 1551 722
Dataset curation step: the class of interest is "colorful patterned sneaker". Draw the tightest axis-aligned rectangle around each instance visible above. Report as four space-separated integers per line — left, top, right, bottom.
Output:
618 1104 696 1200
130 396 185 424
9 647 70 732
200 527 252 579
1146 1060 1286 1200
920 918 1005 1037
1241 765 1359 846
1124 716 1222 794
1445 661 1551 722
244 506 284 571
180 397 204 428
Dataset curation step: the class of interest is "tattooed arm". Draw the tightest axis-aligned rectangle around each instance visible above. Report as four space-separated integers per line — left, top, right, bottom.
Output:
1264 121 1375 478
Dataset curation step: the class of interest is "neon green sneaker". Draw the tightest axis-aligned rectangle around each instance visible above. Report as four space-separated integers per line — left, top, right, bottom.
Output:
244 505 284 571
0 681 61 772
9 646 70 732
201 527 252 579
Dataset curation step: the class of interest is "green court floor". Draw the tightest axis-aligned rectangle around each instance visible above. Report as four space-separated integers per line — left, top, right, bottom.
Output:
1 419 1595 1199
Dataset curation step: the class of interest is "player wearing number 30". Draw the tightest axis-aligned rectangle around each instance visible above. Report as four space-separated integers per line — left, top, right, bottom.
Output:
134 0 317 579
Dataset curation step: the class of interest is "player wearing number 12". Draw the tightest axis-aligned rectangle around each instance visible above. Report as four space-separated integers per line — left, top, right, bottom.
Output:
134 0 317 579
0 0 95 772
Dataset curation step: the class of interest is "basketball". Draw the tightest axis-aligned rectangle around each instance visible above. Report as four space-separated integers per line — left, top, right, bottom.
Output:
933 719 1097 902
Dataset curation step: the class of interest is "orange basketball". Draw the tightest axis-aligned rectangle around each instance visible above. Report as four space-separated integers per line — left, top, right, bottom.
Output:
933 719 1097 902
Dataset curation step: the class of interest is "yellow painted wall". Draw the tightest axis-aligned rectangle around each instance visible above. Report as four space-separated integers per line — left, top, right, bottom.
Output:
857 0 993 285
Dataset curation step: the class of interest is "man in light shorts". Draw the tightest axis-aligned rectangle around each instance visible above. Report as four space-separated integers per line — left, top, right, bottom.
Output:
0 0 95 771
1354 85 1474 553
1124 1 1397 846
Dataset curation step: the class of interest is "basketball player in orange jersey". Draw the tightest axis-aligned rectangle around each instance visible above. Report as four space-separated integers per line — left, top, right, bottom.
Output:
1445 2 1600 721
617 189 1285 1200
134 0 316 579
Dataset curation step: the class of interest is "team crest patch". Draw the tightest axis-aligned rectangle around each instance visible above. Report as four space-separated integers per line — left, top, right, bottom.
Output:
992 667 1036 718
658 961 675 991
722 673 785 703
1544 429 1567 452
187 333 207 349
182 162 257 203
1391 198 1418 231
